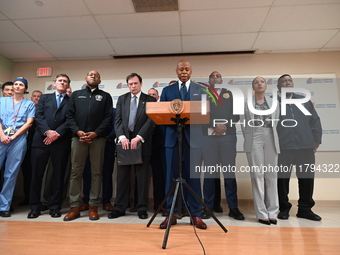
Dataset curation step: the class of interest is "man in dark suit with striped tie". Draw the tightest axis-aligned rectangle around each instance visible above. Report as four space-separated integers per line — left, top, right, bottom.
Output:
159 60 207 229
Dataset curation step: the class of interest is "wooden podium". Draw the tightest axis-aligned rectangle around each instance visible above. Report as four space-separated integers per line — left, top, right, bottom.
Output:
145 99 227 250
146 100 210 125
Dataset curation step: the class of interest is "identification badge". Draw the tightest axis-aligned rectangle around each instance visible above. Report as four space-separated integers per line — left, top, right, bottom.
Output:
9 126 16 135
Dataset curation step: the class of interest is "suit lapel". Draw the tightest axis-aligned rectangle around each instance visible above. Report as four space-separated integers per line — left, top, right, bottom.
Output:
125 93 131 121
171 82 180 99
135 93 146 124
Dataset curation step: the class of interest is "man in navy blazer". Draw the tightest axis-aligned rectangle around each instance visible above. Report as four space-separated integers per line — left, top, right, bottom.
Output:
159 59 207 229
108 73 156 220
28 74 72 219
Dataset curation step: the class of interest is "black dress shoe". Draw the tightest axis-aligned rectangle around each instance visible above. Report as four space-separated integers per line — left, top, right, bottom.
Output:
296 211 321 221
138 210 148 219
278 211 289 220
201 210 212 219
269 219 277 225
258 219 271 225
228 208 245 220
50 209 62 218
108 210 125 219
0 211 11 217
10 206 14 212
27 210 41 219
213 205 223 213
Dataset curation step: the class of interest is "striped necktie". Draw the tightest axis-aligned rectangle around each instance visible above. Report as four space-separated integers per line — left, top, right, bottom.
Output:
180 82 187 100
57 94 62 108
128 95 137 132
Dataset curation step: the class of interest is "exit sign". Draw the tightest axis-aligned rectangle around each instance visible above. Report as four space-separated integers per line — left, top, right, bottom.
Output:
36 67 52 77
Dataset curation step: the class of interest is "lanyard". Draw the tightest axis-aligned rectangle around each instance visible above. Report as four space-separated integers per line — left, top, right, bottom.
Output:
12 97 24 125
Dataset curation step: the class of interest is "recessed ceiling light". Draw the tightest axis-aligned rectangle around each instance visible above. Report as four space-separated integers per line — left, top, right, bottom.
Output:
35 1 43 7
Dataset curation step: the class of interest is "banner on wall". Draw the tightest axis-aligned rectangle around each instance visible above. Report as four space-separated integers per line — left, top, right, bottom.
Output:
45 73 340 152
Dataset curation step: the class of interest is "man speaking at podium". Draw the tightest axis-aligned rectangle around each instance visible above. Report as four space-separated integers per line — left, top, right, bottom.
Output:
159 59 207 229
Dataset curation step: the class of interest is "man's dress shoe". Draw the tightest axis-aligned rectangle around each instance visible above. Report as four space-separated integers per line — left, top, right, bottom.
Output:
138 210 148 219
89 205 99 220
63 207 80 221
228 208 245 220
108 210 125 219
191 217 207 229
296 211 321 221
278 211 289 220
27 210 41 219
160 216 177 229
201 210 213 219
50 209 61 218
0 211 11 217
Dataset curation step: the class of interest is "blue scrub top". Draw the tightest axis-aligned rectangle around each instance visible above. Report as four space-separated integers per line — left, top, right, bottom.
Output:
0 97 35 133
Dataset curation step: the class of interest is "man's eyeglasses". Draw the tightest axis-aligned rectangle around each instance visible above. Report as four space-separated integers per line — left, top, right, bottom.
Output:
87 73 100 78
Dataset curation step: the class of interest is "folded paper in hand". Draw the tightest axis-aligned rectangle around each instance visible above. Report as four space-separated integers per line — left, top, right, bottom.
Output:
116 142 143 165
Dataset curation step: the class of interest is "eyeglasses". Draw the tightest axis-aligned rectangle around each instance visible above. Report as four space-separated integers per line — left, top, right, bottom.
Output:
87 73 100 78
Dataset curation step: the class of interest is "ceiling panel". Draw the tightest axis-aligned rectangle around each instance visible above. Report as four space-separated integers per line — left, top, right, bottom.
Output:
13 16 105 41
254 30 339 50
84 0 135 14
109 36 182 55
181 7 269 35
273 0 340 6
96 12 180 38
324 32 340 48
0 20 33 42
263 4 340 31
0 0 90 19
182 33 258 52
0 12 7 20
0 42 54 59
40 39 114 58
180 0 273 10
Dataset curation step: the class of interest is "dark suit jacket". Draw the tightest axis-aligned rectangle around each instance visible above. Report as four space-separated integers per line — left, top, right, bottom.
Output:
32 92 72 149
203 88 240 136
160 81 203 148
115 92 156 157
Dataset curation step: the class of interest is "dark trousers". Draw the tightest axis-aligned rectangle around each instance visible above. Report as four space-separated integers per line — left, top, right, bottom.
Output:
278 149 315 213
202 135 239 209
150 145 165 206
29 147 69 210
114 156 150 213
164 137 203 217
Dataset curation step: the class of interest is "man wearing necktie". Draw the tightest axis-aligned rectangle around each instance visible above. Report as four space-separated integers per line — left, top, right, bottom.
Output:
159 59 207 229
108 73 156 220
28 74 72 219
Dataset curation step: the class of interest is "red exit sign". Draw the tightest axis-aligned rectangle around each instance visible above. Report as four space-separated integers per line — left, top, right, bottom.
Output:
36 67 52 77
